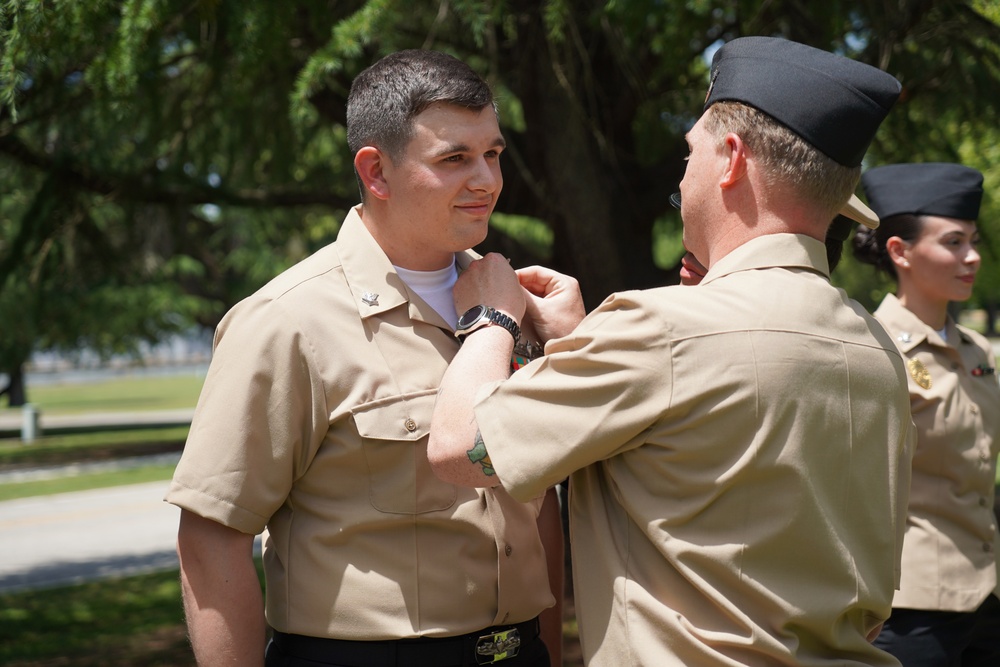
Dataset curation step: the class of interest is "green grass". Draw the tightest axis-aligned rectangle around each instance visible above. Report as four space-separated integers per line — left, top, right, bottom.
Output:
0 426 189 466
0 464 176 502
17 373 205 415
0 561 577 667
0 375 205 664
0 569 189 666
0 374 200 500
0 561 266 667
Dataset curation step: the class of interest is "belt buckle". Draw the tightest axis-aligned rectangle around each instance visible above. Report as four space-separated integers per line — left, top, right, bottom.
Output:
475 627 521 664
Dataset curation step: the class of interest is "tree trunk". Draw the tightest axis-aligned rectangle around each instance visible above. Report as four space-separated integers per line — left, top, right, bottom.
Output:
984 300 997 337
502 5 675 309
1 363 27 407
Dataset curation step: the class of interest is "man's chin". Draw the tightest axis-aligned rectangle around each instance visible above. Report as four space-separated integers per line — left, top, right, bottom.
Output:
464 219 490 248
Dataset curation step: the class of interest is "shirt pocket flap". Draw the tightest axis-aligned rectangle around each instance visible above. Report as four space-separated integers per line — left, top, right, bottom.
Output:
351 389 436 441
352 390 456 514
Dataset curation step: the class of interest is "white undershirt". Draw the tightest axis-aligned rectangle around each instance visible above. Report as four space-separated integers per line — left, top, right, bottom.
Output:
393 260 459 328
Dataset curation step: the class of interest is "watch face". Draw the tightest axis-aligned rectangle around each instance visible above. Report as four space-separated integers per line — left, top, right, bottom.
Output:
457 305 488 329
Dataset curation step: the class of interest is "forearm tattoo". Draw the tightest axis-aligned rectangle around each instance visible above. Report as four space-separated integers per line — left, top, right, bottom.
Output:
467 430 496 477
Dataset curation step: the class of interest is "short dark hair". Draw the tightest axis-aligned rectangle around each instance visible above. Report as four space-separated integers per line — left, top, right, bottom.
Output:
347 49 495 162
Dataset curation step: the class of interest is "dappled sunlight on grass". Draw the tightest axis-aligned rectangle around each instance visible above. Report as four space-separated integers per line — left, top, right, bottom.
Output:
0 561 265 666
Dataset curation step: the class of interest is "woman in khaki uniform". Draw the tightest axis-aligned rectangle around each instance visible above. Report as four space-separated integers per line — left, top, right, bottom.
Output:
853 162 1000 665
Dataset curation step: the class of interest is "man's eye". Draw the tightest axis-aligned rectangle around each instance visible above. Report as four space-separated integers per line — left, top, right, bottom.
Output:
444 155 464 162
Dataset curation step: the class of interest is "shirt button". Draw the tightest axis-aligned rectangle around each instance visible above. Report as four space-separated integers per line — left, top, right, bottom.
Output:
981 498 989 508
404 418 417 432
984 543 994 553
970 405 978 414
952 363 960 370
505 545 513 557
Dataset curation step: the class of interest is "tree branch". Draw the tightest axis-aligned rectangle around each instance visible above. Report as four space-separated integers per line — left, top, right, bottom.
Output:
0 133 357 210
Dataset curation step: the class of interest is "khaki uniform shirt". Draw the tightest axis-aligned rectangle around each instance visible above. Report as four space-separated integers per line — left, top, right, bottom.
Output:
477 234 913 666
166 206 553 640
874 293 1000 612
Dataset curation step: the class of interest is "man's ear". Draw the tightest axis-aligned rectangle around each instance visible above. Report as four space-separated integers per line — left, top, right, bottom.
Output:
354 147 390 200
719 132 748 189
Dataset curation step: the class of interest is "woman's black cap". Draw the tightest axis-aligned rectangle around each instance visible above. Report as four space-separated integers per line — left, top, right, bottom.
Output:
861 163 984 221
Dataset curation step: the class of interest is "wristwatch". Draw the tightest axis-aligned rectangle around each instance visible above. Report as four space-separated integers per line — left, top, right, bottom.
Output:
455 305 521 343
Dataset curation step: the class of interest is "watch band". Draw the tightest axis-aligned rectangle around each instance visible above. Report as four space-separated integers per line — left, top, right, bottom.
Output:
456 305 521 343
486 309 521 342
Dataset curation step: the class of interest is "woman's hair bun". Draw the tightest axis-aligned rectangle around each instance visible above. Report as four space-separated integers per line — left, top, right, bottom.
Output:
851 226 883 268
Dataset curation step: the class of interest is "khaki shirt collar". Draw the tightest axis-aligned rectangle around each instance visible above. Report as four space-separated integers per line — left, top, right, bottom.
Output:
700 233 830 286
874 292 969 353
337 205 477 331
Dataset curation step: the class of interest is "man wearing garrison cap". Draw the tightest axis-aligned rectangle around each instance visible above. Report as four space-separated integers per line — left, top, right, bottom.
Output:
428 37 915 665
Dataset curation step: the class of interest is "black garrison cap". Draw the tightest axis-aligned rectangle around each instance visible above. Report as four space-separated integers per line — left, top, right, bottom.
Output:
861 163 984 221
703 36 901 228
705 36 901 167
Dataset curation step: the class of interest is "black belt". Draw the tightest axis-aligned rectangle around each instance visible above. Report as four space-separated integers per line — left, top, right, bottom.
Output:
270 617 540 667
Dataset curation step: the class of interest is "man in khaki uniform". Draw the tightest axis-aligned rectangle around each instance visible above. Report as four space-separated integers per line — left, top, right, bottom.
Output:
166 50 561 667
429 37 914 665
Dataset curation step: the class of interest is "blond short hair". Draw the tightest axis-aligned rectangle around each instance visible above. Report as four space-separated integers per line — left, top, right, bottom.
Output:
703 102 860 218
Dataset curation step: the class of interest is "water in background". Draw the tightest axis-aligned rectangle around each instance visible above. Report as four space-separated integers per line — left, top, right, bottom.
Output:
10 330 213 387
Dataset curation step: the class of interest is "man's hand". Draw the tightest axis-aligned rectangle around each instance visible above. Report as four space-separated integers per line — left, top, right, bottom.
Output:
516 265 586 343
455 253 525 323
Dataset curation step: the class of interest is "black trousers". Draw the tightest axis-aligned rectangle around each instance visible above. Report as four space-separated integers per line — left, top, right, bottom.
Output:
873 594 1000 666
264 618 550 667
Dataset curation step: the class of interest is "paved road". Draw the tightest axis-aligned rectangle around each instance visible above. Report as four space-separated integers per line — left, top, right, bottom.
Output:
0 481 180 593
0 471 263 594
